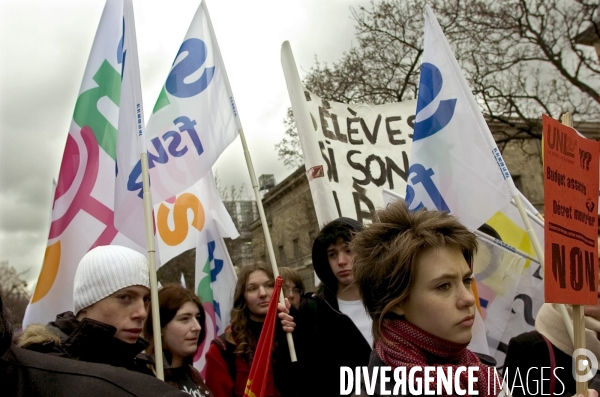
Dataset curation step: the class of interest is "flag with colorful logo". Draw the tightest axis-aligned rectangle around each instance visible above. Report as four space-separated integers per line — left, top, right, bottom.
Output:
193 213 239 374
23 0 146 327
405 5 545 366
139 0 240 204
114 0 149 247
476 198 544 366
243 276 283 397
406 5 513 231
151 171 239 374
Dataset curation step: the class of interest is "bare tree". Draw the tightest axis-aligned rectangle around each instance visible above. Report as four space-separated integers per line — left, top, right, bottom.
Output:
277 0 600 163
213 171 247 202
0 261 30 327
275 108 304 169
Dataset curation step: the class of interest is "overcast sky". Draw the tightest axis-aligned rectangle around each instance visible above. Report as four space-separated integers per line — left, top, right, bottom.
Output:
0 0 369 287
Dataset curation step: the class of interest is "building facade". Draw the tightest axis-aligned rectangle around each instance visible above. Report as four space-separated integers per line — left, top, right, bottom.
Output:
249 167 319 291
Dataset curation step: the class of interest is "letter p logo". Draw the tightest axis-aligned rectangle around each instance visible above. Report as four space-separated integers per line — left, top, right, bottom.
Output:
572 348 598 382
413 63 457 142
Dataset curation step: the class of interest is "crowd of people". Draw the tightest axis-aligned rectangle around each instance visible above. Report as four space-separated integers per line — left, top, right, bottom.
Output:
1 200 599 396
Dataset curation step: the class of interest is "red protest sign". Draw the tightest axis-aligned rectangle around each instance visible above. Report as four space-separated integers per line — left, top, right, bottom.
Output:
544 114 599 304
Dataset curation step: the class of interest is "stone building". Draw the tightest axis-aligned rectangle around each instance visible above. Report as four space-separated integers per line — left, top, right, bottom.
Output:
249 167 319 291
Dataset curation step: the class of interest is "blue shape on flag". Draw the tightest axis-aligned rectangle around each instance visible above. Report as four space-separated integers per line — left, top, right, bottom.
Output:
413 63 457 141
118 18 126 81
404 185 424 211
207 241 224 282
214 301 221 329
479 298 489 309
405 163 450 212
166 38 215 98
207 240 224 326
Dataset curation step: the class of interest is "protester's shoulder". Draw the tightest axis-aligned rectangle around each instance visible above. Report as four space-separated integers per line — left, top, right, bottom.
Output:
3 345 186 397
19 311 77 351
507 330 546 349
17 323 62 352
209 331 236 354
504 330 547 368
475 352 497 367
368 349 384 367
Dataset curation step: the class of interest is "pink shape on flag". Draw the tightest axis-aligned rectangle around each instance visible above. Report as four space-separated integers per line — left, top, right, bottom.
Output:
49 126 119 248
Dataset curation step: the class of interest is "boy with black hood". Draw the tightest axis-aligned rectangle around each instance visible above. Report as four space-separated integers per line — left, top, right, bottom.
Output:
293 217 372 397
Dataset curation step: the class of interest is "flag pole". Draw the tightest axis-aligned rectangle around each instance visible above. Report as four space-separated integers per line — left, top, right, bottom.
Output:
497 136 575 345
560 113 587 396
198 0 296 362
122 0 164 380
238 127 297 362
141 153 164 380
467 77 575 341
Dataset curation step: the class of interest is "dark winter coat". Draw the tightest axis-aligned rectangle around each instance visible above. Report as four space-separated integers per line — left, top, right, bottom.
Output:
140 352 214 396
19 311 153 375
1 345 187 397
1 298 184 397
292 217 372 397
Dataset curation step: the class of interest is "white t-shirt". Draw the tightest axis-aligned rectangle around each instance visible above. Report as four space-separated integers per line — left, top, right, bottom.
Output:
337 298 374 347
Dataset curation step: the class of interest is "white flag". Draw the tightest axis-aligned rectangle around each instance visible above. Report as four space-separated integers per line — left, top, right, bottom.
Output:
406 5 512 230
114 0 148 247
24 0 147 327
139 0 240 203
152 170 239 374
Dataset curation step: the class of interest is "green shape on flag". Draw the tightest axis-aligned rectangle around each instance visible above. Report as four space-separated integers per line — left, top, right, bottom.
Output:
197 257 214 304
152 87 170 114
73 60 122 161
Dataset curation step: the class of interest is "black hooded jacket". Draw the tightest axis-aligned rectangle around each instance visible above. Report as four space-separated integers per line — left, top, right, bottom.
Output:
19 311 153 375
293 217 373 397
0 294 185 396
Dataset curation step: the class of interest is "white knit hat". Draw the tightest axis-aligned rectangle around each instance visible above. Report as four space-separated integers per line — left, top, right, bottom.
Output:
73 245 150 315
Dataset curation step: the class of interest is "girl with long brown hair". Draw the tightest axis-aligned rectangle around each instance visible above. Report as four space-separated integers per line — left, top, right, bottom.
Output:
144 283 213 396
204 263 295 397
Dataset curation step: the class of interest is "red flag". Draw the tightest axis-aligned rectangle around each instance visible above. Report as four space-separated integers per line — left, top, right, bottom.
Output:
243 276 283 397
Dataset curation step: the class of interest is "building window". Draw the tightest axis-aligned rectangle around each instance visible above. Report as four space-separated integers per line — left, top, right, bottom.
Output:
278 245 285 263
239 201 256 226
293 238 300 259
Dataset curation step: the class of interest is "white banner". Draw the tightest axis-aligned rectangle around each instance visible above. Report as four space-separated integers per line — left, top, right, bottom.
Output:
282 42 415 226
290 91 415 224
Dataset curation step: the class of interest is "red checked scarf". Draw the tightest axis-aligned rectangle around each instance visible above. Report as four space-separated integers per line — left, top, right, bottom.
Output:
376 318 501 397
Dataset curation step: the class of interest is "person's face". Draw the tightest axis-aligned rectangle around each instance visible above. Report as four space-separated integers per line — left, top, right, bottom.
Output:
81 285 150 343
162 301 202 367
244 270 274 321
394 245 476 344
583 236 600 320
283 280 301 309
327 238 354 288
